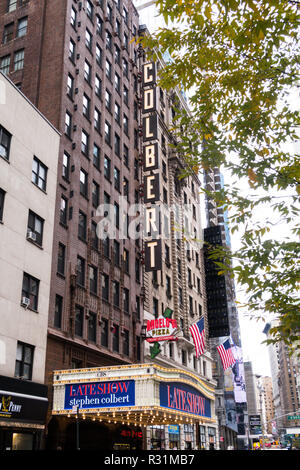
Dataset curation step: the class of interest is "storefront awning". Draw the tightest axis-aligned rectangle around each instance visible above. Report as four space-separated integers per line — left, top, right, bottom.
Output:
52 363 217 427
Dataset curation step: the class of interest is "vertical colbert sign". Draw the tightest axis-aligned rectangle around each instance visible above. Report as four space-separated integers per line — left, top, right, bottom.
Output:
142 61 162 272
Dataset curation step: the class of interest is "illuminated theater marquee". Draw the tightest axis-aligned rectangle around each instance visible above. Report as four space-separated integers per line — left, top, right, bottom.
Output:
142 61 162 272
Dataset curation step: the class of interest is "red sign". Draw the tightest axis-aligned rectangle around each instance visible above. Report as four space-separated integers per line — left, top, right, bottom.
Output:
146 316 178 343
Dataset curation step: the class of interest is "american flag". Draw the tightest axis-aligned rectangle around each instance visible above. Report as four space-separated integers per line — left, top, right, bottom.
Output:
189 317 206 357
217 339 236 370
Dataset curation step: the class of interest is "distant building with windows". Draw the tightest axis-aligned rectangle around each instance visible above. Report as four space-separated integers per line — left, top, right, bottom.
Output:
0 71 60 449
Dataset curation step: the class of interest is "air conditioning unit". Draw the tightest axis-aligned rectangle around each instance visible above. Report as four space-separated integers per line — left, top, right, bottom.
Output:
27 231 36 242
22 297 30 308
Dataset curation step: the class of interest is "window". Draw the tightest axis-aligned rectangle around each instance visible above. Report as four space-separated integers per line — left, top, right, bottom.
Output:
123 86 128 106
86 0 94 20
114 166 120 191
14 49 24 71
7 0 17 13
101 318 108 347
123 249 129 273
123 32 128 51
0 55 10 75
123 144 129 166
32 157 47 191
102 273 109 301
113 240 120 266
123 288 129 314
96 15 103 36
27 210 44 246
22 273 39 311
104 121 111 145
96 44 102 66
65 111 72 137
67 74 74 98
103 236 110 258
92 180 99 208
95 74 101 97
62 151 70 180
88 312 97 342
182 349 187 365
17 17 28 38
115 73 121 93
77 256 85 286
123 7 128 25
0 124 11 161
122 58 128 78
89 265 98 295
69 38 75 61
70 6 77 28
106 3 112 22
114 202 119 229
57 243 66 275
91 221 98 250
104 155 111 180
115 45 120 65
112 324 119 352
153 297 158 317
123 330 129 356
54 294 63 328
85 28 92 50
105 89 111 111
83 94 91 118
80 169 88 197
2 23 14 44
94 108 101 132
115 102 120 124
93 143 100 169
84 60 91 83
166 275 171 297
15 342 34 381
75 305 84 337
123 177 129 199
78 210 87 240
81 129 89 155
0 189 5 222
113 281 120 307
106 30 112 50
135 258 140 282
115 19 121 37
105 59 111 80
123 114 128 135
179 287 183 306
135 296 140 320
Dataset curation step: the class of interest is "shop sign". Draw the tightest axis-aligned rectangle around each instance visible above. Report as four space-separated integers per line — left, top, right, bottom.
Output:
160 382 211 418
142 60 162 273
168 425 180 435
64 380 135 411
249 414 262 435
120 429 143 439
0 391 48 423
0 394 22 418
146 316 178 343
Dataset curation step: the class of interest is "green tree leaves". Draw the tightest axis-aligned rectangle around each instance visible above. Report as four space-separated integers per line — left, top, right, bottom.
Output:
140 0 300 353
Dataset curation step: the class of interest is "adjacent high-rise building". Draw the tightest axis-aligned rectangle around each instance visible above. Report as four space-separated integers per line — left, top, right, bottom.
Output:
204 168 248 449
0 71 60 450
263 322 300 434
0 0 145 448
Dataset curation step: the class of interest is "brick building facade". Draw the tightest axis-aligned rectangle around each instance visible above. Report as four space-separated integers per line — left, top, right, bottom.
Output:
0 0 144 448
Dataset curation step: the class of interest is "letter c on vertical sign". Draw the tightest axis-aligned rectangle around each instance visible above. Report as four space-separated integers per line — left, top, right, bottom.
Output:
142 62 156 87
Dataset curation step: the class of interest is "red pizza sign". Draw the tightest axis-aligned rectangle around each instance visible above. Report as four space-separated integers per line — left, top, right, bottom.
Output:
146 316 178 343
